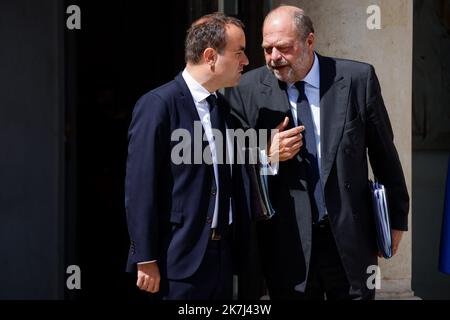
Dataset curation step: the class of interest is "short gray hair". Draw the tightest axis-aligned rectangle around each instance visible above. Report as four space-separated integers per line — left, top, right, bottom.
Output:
293 12 314 41
265 5 315 41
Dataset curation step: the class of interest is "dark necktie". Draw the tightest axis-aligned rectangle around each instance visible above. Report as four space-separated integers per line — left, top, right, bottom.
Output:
295 81 327 223
206 94 231 234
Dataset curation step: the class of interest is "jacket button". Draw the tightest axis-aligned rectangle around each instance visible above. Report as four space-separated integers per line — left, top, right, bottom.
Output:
211 187 217 196
345 183 351 190
345 148 352 155
206 216 212 224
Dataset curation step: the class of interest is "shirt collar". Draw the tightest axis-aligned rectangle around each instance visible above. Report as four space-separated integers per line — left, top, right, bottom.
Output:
182 69 214 104
304 52 320 88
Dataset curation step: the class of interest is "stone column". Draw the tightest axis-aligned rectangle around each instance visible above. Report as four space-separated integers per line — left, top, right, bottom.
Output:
273 0 416 299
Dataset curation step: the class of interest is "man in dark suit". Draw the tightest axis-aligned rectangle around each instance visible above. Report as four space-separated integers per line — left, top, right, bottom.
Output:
125 13 250 300
228 5 410 300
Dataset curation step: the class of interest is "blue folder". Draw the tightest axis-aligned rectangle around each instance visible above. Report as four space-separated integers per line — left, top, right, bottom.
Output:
370 181 393 259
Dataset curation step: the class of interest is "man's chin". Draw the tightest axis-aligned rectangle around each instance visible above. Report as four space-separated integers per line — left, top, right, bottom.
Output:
228 78 241 87
272 69 291 82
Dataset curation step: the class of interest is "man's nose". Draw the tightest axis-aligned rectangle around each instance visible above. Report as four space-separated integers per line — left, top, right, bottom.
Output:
242 52 249 66
271 48 282 61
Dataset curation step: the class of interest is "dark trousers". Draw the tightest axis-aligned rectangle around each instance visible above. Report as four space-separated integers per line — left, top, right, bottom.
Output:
162 236 233 300
269 219 374 300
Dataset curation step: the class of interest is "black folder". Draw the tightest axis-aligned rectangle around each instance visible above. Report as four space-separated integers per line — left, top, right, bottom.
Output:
248 160 275 221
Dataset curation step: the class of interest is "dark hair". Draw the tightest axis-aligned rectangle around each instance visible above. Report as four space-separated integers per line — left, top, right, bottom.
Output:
185 12 244 64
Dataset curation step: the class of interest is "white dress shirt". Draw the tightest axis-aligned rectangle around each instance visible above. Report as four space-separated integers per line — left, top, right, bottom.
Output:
182 69 233 228
286 53 322 173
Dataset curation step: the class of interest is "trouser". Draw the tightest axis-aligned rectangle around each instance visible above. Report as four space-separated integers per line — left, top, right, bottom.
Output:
269 217 375 300
162 233 233 300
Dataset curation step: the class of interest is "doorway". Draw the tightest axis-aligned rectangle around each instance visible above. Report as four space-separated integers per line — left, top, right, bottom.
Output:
64 0 269 300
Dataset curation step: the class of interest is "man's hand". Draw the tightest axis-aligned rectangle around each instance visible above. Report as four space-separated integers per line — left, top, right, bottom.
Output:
378 230 404 258
268 117 304 163
391 230 404 256
136 262 161 293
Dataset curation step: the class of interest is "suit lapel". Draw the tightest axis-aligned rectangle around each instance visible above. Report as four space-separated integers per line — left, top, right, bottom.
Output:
174 73 202 123
262 73 296 129
217 93 233 128
318 55 351 186
174 74 212 172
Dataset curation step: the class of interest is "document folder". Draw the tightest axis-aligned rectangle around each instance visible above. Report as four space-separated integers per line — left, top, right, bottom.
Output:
370 180 393 259
248 152 276 221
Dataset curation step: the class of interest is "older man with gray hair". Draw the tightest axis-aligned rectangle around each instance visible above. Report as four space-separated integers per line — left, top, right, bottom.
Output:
229 5 409 300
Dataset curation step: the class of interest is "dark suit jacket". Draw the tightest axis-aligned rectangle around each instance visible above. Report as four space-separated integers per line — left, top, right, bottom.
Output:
228 54 409 297
125 74 251 280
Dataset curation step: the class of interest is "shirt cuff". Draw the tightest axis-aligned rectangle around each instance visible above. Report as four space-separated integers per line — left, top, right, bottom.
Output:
259 149 279 176
137 260 157 265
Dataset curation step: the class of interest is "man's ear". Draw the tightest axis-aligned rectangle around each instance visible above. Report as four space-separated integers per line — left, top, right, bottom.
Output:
203 48 217 66
306 33 315 50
